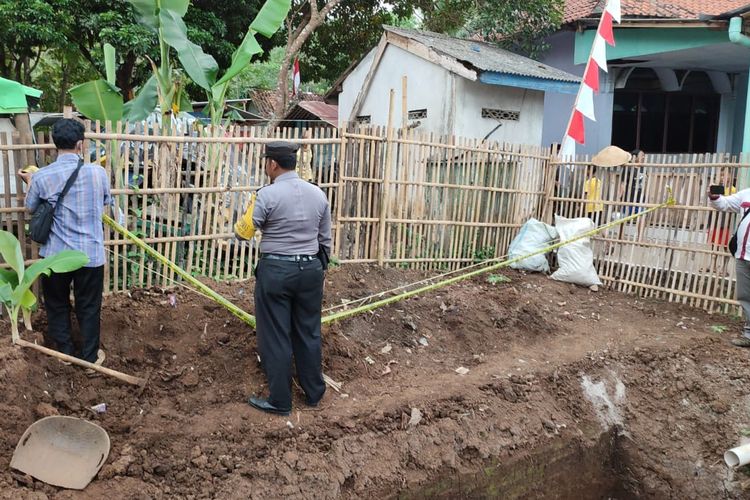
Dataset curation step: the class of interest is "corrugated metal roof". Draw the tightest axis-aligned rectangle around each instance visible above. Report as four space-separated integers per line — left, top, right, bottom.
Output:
285 101 338 127
384 26 580 83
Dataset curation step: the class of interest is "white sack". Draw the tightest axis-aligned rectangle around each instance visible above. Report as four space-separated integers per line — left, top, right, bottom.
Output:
509 218 558 273
550 215 602 287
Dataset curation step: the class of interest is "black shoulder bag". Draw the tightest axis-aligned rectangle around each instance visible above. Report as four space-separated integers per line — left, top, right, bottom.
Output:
29 158 84 244
728 207 750 255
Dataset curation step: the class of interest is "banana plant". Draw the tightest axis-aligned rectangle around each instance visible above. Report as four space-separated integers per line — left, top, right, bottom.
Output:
70 0 291 126
0 231 89 343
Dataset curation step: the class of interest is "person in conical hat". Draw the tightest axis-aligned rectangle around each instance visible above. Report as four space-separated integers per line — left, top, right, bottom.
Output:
591 145 631 168
582 146 629 225
588 146 631 250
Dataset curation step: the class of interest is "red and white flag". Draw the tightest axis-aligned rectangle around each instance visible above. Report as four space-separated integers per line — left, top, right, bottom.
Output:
559 0 621 158
292 59 301 97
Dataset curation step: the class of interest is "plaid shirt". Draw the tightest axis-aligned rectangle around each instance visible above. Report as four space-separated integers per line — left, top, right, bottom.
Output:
25 153 112 267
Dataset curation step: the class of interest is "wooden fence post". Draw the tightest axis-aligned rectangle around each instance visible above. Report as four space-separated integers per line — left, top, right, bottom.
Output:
542 144 558 223
334 128 347 258
378 90 396 266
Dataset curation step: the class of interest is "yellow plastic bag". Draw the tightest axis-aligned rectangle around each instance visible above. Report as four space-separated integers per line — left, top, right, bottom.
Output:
234 192 257 240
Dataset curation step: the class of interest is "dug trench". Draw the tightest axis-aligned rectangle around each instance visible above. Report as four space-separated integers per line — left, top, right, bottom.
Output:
2 264 750 499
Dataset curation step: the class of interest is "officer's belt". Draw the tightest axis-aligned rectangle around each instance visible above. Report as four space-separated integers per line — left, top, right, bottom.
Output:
261 253 318 262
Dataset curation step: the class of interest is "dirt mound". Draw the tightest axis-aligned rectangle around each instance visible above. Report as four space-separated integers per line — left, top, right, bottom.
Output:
1 265 749 498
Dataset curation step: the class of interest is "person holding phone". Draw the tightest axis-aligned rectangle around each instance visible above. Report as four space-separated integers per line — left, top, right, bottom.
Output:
18 119 111 367
709 183 750 347
708 172 737 247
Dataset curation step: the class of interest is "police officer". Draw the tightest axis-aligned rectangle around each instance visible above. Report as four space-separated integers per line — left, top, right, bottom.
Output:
242 141 331 415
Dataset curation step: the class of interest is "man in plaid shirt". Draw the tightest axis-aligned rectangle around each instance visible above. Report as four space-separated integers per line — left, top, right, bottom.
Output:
19 119 111 366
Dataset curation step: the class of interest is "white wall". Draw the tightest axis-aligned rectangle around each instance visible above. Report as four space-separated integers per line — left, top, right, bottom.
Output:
455 78 545 145
340 43 549 143
338 47 377 125
344 45 454 136
0 118 18 202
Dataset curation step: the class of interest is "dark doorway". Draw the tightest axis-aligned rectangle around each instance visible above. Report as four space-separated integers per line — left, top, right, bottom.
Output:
611 69 720 154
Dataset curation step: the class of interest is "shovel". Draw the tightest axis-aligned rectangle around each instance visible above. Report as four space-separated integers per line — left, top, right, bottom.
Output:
11 416 110 490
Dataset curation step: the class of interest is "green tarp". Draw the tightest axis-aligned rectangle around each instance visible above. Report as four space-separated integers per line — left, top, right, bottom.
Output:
0 77 42 114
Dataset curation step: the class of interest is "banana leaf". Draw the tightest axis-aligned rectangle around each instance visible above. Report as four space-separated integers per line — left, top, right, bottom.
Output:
123 75 159 121
128 0 189 31
250 0 292 38
104 43 117 86
0 230 24 282
159 8 218 90
213 30 263 88
69 79 124 122
12 250 89 304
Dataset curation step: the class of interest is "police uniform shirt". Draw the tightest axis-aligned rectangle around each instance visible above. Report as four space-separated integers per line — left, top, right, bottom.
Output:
252 170 332 255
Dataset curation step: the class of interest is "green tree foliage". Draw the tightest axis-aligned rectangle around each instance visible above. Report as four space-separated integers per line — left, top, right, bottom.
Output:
34 47 99 111
67 0 266 99
420 0 564 58
295 0 560 91
227 46 328 99
299 1 414 84
70 0 291 126
0 0 68 84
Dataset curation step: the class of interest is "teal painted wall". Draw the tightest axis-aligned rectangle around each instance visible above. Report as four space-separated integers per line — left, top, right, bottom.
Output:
733 72 748 155
574 28 729 64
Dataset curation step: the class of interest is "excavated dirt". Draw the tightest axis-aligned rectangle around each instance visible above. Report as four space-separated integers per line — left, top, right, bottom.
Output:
2 264 750 499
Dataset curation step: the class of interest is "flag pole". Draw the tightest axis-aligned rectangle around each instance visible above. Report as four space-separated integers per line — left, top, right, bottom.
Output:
558 0 619 159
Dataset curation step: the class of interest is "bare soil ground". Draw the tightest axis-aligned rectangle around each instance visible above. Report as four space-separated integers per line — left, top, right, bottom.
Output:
2 264 750 499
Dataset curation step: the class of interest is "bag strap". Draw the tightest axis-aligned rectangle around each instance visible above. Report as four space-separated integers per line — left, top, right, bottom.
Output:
740 207 750 225
55 157 84 211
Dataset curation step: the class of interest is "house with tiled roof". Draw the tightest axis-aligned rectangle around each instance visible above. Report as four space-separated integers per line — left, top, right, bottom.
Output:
541 0 750 155
334 26 581 144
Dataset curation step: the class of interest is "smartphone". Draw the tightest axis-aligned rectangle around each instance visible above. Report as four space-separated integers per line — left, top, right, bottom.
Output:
710 185 725 195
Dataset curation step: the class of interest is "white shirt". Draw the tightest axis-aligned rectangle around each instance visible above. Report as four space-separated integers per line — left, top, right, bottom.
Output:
711 188 750 260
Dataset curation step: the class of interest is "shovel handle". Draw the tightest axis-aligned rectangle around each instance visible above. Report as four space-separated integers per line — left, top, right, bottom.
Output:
15 338 146 386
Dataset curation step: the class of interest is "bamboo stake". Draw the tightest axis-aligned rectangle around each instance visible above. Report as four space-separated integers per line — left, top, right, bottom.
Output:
366 128 381 259
377 91 395 266
15 338 146 386
103 214 257 327
334 129 348 258
401 76 408 130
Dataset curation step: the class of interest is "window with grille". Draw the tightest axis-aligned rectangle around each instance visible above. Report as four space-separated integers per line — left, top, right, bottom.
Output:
482 108 520 121
355 115 371 124
408 109 427 120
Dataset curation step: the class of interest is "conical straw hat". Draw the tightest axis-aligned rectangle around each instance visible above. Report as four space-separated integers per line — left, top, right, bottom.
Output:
591 146 632 167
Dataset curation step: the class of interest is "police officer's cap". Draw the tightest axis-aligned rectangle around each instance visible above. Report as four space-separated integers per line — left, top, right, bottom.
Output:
262 141 299 161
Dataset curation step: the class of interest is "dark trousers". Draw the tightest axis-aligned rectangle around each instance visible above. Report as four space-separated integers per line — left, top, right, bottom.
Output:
41 266 104 363
254 258 326 409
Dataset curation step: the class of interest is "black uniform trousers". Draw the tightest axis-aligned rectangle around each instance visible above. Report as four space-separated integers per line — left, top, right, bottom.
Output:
41 266 104 363
254 257 326 410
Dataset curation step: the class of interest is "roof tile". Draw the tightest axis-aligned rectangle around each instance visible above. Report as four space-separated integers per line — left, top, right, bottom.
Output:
564 0 749 23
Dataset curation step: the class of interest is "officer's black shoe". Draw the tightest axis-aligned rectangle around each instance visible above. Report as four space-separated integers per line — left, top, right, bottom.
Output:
248 396 291 416
305 398 321 408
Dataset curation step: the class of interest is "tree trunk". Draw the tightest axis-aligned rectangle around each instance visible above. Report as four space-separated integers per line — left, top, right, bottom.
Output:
117 53 137 100
59 55 70 112
268 0 343 130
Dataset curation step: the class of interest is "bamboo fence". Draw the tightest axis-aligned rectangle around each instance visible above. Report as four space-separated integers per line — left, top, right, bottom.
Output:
1 121 749 314
549 152 750 314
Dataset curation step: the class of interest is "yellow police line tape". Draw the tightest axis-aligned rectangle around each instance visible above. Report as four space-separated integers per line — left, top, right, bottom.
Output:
321 187 676 325
103 187 676 330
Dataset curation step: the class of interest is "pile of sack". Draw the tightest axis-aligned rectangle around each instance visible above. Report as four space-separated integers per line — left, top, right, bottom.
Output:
508 216 602 288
